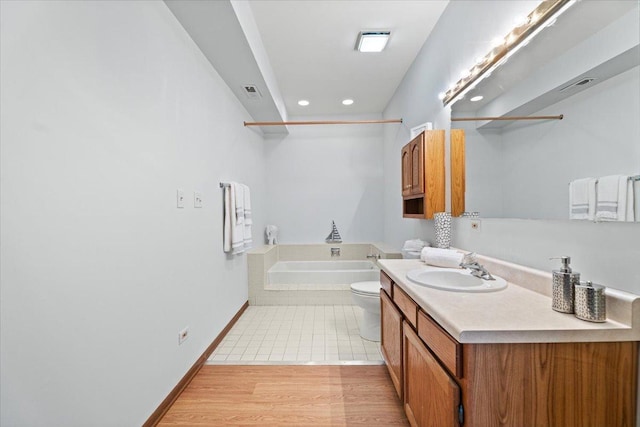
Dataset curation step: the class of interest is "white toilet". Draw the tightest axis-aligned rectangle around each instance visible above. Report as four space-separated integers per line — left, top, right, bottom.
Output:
350 281 382 341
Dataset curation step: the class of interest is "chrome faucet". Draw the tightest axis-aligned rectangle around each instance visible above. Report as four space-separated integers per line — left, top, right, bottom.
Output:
460 261 495 281
366 254 380 260
331 247 341 257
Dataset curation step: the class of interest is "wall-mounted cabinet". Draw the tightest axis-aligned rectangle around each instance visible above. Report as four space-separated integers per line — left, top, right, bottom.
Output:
401 130 445 219
450 129 465 217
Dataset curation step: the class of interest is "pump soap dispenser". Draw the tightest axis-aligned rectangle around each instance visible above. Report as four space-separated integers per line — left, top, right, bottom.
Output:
550 256 580 313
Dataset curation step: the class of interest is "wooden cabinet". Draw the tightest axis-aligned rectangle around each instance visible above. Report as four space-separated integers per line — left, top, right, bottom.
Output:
402 138 423 197
450 129 465 217
381 289 403 400
401 130 445 219
403 322 461 427
379 271 638 427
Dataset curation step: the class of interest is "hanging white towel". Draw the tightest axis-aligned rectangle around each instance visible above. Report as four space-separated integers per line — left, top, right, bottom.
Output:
223 185 232 253
625 178 635 222
230 182 245 254
634 179 640 223
595 175 630 221
242 184 252 249
569 178 596 220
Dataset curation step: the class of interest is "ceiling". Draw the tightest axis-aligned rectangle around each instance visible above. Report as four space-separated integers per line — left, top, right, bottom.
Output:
247 0 448 116
164 0 448 129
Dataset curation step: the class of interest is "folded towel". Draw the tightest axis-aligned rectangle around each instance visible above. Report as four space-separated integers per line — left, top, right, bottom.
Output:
402 239 428 251
420 247 464 268
569 178 596 220
634 179 639 223
230 182 245 254
242 184 252 249
596 175 629 221
223 185 232 253
625 178 634 222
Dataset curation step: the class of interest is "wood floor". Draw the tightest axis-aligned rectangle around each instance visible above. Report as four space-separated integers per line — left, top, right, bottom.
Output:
158 365 409 426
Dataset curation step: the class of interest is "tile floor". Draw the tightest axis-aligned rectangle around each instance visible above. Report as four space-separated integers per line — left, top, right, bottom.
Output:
207 305 384 364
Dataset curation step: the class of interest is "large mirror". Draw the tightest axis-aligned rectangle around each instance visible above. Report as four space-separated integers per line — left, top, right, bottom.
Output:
450 0 639 220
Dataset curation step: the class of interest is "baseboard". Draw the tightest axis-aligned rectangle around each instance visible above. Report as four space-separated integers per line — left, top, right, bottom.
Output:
143 301 249 427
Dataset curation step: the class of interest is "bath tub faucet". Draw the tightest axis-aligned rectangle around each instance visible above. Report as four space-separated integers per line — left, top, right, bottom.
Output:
366 254 380 260
331 248 341 257
460 261 495 281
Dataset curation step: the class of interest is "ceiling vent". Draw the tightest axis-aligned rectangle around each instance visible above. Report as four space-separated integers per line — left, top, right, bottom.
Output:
559 77 596 92
242 84 262 100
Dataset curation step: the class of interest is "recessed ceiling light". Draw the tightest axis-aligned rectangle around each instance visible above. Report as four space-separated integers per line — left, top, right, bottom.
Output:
470 95 484 102
298 100 309 106
355 31 390 53
342 99 354 106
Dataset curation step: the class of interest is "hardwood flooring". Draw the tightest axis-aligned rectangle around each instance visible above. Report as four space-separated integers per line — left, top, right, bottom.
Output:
158 365 409 426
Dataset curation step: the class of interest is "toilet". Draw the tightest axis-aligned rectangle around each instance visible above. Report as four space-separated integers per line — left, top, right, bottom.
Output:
350 281 382 341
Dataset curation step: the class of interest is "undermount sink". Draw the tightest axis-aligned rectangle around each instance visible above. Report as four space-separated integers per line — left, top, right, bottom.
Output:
406 268 508 292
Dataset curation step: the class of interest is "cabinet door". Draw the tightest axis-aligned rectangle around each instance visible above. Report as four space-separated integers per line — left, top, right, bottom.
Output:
403 323 460 427
381 290 403 400
401 144 412 197
410 137 424 195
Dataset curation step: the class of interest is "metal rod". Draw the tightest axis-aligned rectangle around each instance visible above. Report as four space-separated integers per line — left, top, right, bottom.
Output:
219 182 230 188
243 119 403 127
451 114 564 122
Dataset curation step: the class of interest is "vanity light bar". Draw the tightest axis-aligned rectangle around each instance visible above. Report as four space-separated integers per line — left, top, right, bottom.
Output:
442 0 576 106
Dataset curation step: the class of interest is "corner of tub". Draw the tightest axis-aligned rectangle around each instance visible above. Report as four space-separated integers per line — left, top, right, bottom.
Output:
371 242 402 259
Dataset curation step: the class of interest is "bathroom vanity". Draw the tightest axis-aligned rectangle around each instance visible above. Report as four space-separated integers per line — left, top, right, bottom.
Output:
378 256 639 427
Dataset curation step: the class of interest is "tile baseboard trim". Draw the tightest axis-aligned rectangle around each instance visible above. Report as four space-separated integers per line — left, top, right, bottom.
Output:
143 301 249 427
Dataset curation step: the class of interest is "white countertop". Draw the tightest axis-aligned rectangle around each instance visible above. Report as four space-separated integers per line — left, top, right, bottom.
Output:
378 258 640 344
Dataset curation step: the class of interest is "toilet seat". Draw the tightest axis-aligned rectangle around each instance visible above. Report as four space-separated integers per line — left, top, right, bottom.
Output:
350 281 381 297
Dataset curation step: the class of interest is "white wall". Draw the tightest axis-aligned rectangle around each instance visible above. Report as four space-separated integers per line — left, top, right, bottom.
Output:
0 2 265 426
383 0 640 294
264 115 384 243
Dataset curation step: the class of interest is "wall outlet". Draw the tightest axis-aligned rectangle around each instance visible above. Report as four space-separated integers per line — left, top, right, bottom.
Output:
470 219 481 232
178 327 189 345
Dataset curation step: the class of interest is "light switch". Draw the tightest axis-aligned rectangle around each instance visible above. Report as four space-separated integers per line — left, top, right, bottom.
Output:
194 191 203 208
177 189 185 208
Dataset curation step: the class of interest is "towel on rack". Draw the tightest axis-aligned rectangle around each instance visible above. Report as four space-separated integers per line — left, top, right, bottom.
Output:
223 185 232 252
595 175 632 221
242 184 252 249
634 179 640 222
569 178 596 220
230 183 246 253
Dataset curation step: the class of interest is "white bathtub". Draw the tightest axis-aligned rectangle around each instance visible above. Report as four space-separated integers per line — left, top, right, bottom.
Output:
268 260 379 286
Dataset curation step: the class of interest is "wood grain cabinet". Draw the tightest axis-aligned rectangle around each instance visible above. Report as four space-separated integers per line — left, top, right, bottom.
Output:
379 271 638 427
403 322 461 427
401 130 445 219
381 289 403 400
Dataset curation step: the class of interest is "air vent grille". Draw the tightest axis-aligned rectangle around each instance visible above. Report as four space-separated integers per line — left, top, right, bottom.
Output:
242 84 262 100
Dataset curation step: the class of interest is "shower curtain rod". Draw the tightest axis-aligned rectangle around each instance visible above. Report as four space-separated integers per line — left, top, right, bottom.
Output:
451 114 563 122
243 119 403 127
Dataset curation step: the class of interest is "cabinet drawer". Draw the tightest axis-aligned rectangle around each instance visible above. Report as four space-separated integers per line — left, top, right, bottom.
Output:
380 271 393 296
393 285 417 328
417 310 462 377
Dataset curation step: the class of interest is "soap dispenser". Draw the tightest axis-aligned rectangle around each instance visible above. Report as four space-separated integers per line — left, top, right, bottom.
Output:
550 256 580 313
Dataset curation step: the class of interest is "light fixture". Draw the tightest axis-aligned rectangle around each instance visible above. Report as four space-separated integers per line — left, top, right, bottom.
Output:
355 31 390 53
342 99 354 106
298 100 310 106
470 96 484 102
442 0 576 106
